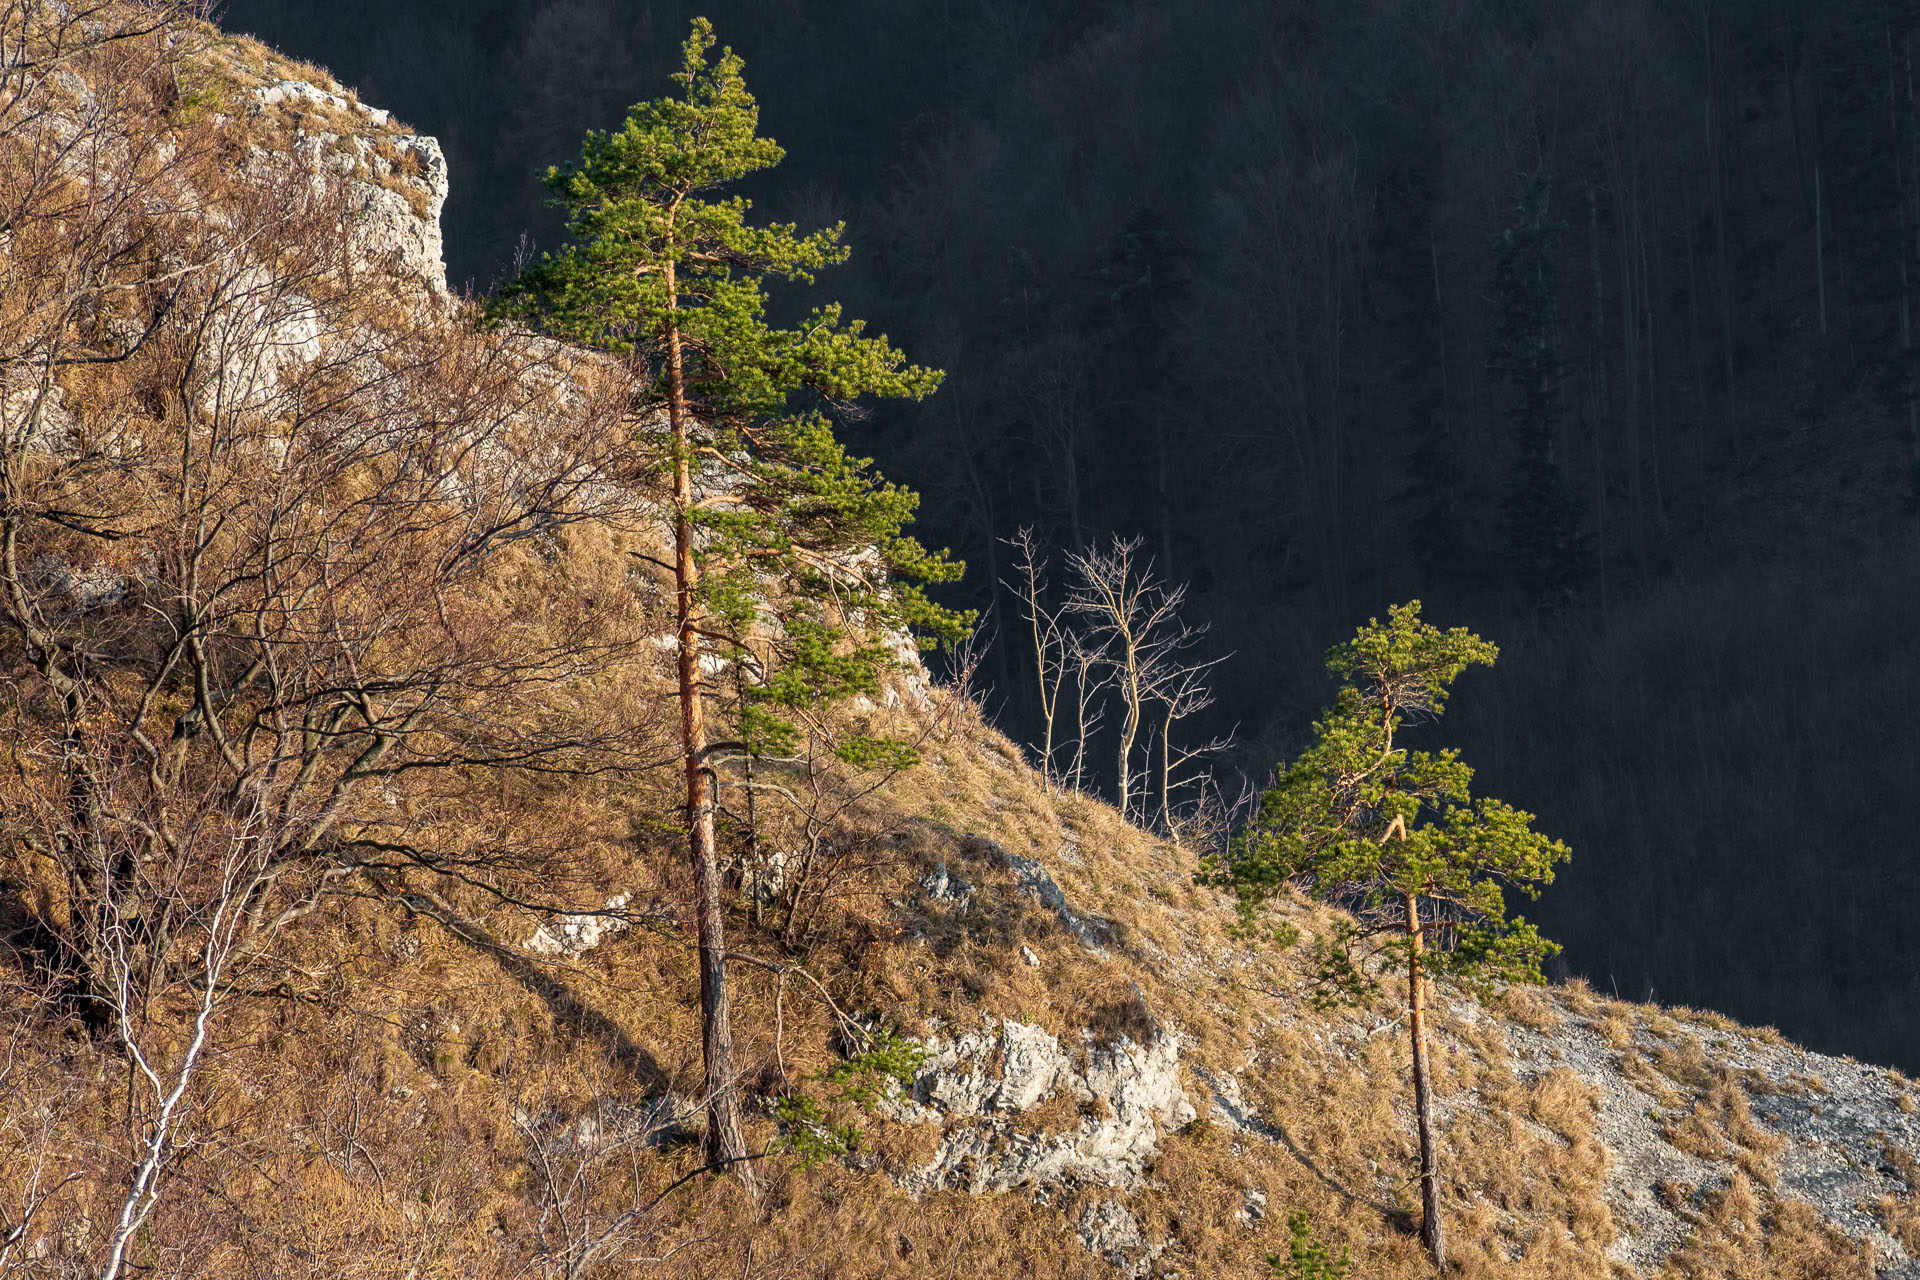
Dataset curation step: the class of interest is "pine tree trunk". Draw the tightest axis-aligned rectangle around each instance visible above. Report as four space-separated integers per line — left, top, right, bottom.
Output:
664 257 751 1173
739 666 763 931
1405 891 1445 1270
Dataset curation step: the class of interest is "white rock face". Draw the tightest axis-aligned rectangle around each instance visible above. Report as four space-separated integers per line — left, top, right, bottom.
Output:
963 834 1109 955
888 1018 1195 1195
1 378 74 454
523 894 632 957
250 80 451 295
348 133 448 294
918 861 974 909
1077 1199 1164 1279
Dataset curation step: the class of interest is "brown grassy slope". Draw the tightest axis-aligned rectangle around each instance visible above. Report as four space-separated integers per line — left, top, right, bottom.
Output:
14 647 1874 1278
0 8 1899 1278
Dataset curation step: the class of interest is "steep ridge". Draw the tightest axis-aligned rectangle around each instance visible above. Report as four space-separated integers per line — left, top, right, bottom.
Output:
0 9 1916 1280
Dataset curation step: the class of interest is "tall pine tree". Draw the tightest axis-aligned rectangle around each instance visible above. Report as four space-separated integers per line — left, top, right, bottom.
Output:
490 18 964 1168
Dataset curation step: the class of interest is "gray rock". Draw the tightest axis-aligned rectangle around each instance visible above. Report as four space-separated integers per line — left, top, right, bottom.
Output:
920 861 974 908
1195 1066 1282 1142
964 834 1109 955
347 133 449 294
249 81 450 295
888 1017 1195 1195
518 1093 701 1156
522 894 632 957
1488 992 1920 1275
1077 1199 1164 1279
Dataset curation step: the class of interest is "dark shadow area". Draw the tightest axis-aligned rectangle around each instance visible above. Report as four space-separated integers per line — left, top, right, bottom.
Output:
395 891 668 1092
1271 1120 1417 1237
217 0 1920 1071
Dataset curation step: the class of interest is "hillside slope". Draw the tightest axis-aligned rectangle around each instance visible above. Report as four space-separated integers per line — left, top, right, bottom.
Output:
0 8 1916 1279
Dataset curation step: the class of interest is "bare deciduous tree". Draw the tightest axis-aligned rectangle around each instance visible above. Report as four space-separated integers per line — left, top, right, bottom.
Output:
1003 526 1067 787
0 5 670 1264
1063 534 1207 820
1063 630 1113 795
1146 654 1234 836
514 1088 739 1280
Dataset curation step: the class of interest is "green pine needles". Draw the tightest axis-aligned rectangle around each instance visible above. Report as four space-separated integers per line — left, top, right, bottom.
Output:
490 17 967 703
488 18 966 1170
1203 601 1568 990
1268 1213 1353 1280
1201 601 1570 1268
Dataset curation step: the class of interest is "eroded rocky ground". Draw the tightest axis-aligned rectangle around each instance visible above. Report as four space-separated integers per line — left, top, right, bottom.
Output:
826 823 1920 1278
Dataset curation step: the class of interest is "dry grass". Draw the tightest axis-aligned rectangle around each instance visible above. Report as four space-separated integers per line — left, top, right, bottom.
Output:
1560 977 1602 1018
1651 1035 1721 1092
1868 1143 1920 1254
1526 1067 1602 1141
1870 1190 1920 1256
1621 1051 1691 1111
1661 1074 1782 1182
1597 1008 1637 1049
1656 1175 1873 1279
1490 984 1562 1031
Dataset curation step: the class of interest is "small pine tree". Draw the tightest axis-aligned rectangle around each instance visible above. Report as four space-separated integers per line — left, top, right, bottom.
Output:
490 19 966 1169
1201 602 1570 1270
1269 1212 1352 1280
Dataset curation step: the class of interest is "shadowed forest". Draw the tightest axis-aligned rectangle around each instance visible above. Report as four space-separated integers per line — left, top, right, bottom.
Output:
219 0 1920 1070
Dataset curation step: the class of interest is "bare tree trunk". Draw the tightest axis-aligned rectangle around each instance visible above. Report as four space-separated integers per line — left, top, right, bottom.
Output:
99 857 248 1280
1008 530 1062 787
1680 182 1711 465
1586 186 1611 616
1115 638 1142 819
1431 228 1451 430
1897 25 1920 458
1405 891 1444 1271
1157 712 1172 833
1706 87 1740 454
1643 190 1668 535
736 664 764 931
1815 162 1829 338
664 257 749 1171
1070 647 1096 793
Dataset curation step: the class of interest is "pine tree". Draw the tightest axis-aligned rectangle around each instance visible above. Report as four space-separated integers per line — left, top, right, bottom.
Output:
490 18 964 1169
1814 0 1920 500
1489 179 1589 612
1201 603 1570 1270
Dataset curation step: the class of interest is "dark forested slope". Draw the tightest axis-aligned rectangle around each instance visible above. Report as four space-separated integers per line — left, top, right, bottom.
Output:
218 0 1920 1069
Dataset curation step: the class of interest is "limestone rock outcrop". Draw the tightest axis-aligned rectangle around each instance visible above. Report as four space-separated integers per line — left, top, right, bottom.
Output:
884 1017 1195 1196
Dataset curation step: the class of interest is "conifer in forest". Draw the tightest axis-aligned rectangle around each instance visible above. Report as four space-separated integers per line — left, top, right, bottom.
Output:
1489 180 1589 612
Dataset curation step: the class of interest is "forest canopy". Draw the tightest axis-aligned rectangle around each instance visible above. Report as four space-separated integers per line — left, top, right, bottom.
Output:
220 0 1920 1070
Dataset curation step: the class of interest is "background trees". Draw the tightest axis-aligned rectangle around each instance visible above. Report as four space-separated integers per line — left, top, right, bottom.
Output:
159 0 1920 1078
